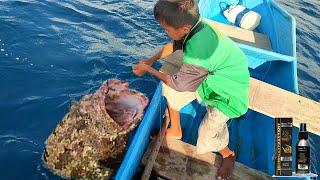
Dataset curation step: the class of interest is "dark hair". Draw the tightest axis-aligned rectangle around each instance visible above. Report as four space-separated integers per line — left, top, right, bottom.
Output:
154 0 200 29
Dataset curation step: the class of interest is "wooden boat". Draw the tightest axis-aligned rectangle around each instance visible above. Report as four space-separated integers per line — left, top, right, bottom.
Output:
115 0 320 179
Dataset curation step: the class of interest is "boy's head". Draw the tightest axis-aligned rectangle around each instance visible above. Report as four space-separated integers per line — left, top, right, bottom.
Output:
154 0 200 40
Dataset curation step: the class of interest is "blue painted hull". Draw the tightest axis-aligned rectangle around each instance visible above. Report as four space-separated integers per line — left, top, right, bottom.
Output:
116 0 301 179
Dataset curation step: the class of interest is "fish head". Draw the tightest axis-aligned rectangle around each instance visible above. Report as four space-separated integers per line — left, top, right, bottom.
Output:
98 79 149 132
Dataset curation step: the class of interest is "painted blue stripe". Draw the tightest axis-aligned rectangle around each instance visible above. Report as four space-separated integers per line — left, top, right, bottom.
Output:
115 84 166 180
235 8 251 27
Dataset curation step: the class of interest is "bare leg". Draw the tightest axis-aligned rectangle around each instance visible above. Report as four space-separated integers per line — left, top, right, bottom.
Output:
165 107 182 139
217 146 235 180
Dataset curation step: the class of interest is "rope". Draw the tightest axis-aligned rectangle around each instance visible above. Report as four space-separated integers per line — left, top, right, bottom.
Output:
219 0 242 14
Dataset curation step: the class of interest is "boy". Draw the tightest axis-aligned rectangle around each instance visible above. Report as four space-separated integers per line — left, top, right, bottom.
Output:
132 0 249 179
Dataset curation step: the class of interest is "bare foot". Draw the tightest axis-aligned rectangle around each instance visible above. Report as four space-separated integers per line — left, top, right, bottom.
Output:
216 152 235 180
165 128 182 139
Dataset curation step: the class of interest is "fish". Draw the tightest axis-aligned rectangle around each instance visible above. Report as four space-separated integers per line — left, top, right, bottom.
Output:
43 79 149 179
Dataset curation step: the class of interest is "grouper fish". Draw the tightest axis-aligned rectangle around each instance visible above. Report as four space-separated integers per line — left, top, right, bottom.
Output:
43 79 149 179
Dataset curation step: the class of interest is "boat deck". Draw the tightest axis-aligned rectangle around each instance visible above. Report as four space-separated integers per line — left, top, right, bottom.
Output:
141 138 272 180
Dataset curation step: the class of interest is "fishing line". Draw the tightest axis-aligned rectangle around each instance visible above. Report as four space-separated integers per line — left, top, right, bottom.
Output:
159 92 162 138
219 0 241 13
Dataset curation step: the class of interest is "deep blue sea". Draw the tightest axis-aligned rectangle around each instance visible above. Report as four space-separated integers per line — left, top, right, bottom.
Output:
0 0 319 179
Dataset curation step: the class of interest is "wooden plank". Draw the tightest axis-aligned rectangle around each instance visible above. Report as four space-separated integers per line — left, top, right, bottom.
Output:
203 19 272 51
141 109 170 180
249 78 320 136
141 138 272 180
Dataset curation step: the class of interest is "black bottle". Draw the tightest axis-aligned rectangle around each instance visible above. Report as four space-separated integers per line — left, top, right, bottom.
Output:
296 123 310 174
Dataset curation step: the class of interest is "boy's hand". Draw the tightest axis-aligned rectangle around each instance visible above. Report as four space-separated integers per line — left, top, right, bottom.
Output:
132 62 150 77
140 58 154 66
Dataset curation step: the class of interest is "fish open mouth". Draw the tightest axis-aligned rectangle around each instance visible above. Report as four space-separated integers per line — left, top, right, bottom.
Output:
99 79 149 128
43 78 149 179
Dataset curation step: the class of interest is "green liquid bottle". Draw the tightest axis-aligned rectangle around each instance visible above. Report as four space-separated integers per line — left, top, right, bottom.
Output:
296 123 310 174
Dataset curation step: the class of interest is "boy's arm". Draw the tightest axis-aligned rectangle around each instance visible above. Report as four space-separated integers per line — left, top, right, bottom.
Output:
141 42 173 65
132 63 172 87
133 63 208 91
133 42 173 76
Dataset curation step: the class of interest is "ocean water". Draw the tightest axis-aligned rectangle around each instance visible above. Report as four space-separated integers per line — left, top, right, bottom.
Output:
0 0 319 179
276 0 320 101
0 0 163 179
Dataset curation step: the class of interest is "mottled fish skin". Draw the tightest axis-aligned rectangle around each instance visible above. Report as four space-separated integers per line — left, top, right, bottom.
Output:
43 79 148 179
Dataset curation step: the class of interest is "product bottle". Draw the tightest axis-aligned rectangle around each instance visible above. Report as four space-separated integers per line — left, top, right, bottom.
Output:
296 123 310 174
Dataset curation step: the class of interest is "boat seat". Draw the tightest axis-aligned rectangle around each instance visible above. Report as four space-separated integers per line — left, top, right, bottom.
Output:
141 138 272 180
204 19 272 51
249 78 320 136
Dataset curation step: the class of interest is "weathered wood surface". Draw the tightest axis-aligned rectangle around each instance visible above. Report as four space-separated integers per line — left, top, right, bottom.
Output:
249 78 320 136
141 109 170 180
204 19 272 51
141 138 272 180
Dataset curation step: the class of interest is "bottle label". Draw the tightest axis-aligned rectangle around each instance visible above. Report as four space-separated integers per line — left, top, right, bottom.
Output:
298 164 308 170
275 118 293 176
296 146 310 173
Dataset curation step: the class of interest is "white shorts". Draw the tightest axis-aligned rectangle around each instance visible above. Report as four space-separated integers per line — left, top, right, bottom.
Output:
162 82 229 153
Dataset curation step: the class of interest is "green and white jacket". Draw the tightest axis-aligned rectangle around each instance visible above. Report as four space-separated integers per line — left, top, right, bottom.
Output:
169 18 250 118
